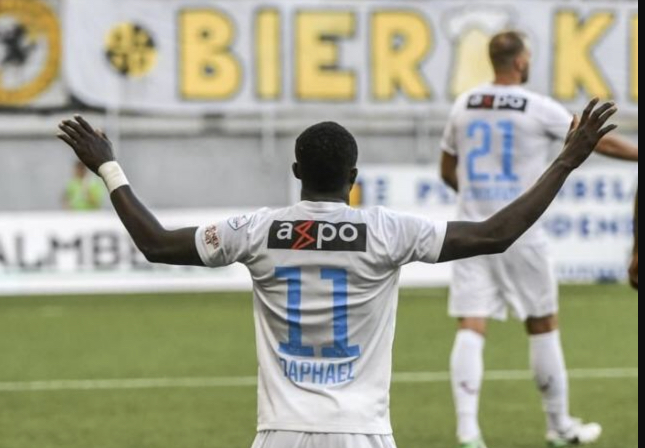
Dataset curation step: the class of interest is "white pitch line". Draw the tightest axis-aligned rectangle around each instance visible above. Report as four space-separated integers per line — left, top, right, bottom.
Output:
0 368 637 393
392 368 640 383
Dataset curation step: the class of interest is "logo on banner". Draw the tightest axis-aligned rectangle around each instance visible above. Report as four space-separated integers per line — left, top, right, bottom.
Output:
0 0 61 106
105 23 158 78
268 221 367 252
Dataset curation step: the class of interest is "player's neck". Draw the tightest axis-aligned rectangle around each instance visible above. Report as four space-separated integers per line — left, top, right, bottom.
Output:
493 72 522 86
300 189 349 204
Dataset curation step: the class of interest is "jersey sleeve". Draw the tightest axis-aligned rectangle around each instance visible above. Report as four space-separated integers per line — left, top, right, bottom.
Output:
539 97 573 141
195 213 256 267
381 209 448 266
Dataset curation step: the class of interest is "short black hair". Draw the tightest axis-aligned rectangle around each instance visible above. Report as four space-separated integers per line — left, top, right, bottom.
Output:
489 31 527 71
295 122 358 193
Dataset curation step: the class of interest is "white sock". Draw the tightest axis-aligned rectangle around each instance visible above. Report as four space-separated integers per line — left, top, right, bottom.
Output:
451 329 485 443
530 330 574 433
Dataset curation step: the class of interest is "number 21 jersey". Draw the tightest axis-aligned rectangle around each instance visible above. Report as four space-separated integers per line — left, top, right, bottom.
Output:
441 84 572 244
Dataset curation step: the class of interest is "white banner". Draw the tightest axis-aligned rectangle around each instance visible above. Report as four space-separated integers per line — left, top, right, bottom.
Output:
64 0 639 114
353 162 638 282
0 0 67 108
1 162 636 296
0 210 252 296
0 208 451 296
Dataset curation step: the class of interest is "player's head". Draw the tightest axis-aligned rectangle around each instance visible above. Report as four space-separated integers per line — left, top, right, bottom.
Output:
489 31 531 84
293 122 359 197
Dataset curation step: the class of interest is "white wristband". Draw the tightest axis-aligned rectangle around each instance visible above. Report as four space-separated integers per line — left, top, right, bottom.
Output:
98 161 129 193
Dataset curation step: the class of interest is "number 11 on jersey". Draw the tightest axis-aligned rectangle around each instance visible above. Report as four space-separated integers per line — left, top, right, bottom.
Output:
276 267 361 359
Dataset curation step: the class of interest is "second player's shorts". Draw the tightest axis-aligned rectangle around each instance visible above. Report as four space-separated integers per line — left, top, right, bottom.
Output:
449 242 558 321
251 431 397 448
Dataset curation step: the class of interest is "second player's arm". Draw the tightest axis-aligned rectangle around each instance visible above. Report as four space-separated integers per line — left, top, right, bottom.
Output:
58 116 204 267
441 153 459 192
595 134 638 161
438 100 618 263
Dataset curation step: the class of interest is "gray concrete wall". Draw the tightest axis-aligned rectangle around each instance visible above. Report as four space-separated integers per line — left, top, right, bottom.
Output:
0 129 430 211
0 119 637 211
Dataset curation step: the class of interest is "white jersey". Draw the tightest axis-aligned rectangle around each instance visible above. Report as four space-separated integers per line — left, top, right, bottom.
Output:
195 201 447 435
441 84 572 244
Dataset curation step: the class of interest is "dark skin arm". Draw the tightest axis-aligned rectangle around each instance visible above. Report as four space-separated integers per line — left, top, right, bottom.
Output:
57 117 204 267
438 99 618 263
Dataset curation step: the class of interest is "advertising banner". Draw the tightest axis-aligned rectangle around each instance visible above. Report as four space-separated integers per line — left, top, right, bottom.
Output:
63 0 639 114
354 162 638 282
1 162 636 296
0 210 253 295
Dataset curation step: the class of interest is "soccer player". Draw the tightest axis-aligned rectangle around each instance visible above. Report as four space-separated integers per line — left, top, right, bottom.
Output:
440 32 638 448
58 99 616 448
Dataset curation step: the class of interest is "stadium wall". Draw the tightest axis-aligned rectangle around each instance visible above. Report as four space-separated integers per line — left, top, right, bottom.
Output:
0 124 435 211
0 0 638 293
0 0 638 211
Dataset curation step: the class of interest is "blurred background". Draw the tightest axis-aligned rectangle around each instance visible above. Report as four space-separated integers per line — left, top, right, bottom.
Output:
0 0 638 294
0 1 638 446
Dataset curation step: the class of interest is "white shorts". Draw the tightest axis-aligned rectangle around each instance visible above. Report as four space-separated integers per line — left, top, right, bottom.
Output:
449 243 558 321
251 431 397 448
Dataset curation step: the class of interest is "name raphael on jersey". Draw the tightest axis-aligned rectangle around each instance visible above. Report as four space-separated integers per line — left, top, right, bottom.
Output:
279 357 357 386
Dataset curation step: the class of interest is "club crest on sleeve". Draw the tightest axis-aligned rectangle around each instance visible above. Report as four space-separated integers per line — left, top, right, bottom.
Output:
204 225 221 250
228 215 251 231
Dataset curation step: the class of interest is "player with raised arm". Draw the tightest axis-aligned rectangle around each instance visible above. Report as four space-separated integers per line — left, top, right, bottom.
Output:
58 99 616 448
440 32 638 448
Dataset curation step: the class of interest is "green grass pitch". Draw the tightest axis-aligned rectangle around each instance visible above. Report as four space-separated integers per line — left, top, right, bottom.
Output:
0 285 638 448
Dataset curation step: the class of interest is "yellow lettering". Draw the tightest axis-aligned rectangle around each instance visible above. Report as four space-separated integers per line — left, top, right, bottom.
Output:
256 9 281 100
180 10 241 100
631 15 638 102
372 11 432 101
450 28 494 98
349 183 362 208
296 12 356 101
554 11 614 100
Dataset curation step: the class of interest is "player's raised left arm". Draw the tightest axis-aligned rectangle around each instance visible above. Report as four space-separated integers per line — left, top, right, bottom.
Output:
596 134 638 162
57 116 205 267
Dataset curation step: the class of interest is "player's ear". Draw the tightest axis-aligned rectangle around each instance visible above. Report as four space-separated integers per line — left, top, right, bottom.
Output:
515 53 528 72
349 168 358 186
514 55 523 72
292 163 302 180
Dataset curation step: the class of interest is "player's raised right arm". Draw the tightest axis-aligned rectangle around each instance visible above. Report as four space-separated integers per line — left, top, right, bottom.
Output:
57 116 205 267
438 99 618 263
